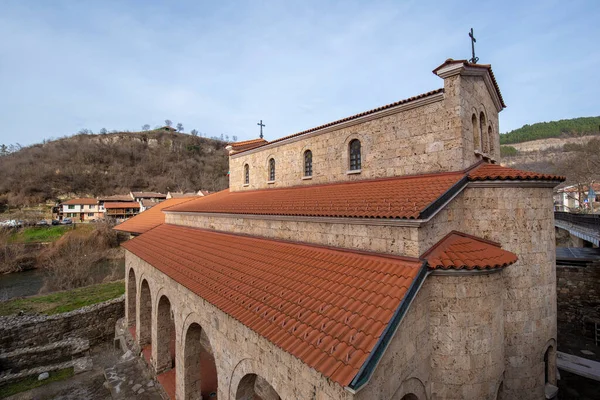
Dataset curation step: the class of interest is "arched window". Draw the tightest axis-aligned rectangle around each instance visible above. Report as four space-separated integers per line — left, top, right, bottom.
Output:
349 139 361 171
488 125 494 155
472 114 480 151
304 150 312 177
268 158 275 181
244 164 249 185
480 112 488 153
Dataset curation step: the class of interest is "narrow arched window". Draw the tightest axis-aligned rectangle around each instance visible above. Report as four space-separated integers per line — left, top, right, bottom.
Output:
304 150 312 177
480 112 488 153
349 139 361 171
244 164 249 185
488 125 494 155
472 114 480 151
268 158 275 181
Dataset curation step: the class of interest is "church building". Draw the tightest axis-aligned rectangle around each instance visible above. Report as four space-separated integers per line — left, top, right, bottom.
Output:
120 58 564 400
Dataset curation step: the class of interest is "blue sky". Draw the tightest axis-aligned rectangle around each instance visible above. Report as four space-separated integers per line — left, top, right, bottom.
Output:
1 0 598 146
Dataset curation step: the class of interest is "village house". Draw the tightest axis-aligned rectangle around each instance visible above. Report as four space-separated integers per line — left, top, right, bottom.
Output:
120 58 564 400
104 202 140 222
60 198 101 222
130 191 167 203
554 183 600 212
167 190 212 199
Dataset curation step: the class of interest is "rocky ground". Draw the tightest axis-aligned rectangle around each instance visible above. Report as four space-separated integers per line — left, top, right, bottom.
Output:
5 341 163 400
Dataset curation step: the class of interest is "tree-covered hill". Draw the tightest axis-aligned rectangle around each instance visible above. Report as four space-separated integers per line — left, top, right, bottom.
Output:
500 116 600 145
0 130 229 207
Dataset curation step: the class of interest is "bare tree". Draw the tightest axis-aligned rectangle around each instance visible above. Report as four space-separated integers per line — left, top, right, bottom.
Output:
142 124 151 131
190 129 198 136
99 128 108 134
176 123 184 132
164 119 173 127
232 135 238 142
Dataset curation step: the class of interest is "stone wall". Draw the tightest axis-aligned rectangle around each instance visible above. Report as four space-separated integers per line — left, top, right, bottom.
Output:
354 281 431 400
556 263 600 340
420 185 557 399
0 297 124 353
166 212 421 257
427 273 504 399
229 95 461 191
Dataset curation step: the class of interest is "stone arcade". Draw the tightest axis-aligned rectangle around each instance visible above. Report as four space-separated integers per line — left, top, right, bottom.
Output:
118 59 564 399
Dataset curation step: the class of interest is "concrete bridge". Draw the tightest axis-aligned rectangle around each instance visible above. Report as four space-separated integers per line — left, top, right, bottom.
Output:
555 212 600 247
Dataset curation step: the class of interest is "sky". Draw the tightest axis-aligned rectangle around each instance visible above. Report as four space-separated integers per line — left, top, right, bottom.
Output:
0 0 599 147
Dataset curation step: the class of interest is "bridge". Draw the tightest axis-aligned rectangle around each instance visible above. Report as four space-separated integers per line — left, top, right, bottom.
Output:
555 212 600 247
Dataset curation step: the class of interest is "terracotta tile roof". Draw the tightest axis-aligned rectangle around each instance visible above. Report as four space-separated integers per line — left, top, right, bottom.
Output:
168 192 198 198
229 138 268 153
122 224 424 387
422 231 518 270
62 198 97 205
468 163 565 182
131 191 167 198
115 198 198 234
99 194 134 202
232 89 444 155
141 199 159 208
168 171 466 219
104 202 140 209
432 59 506 108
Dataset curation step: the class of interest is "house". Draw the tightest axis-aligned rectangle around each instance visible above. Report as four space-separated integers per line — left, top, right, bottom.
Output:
554 183 600 212
166 190 211 199
104 202 140 222
115 197 199 236
121 58 564 400
130 191 167 203
60 198 101 222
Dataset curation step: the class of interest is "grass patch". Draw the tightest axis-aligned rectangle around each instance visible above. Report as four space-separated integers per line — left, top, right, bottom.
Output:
0 280 125 316
8 226 73 244
0 367 74 397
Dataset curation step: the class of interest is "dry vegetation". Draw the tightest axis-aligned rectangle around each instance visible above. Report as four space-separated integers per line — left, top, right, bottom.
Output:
37 221 124 292
0 130 229 207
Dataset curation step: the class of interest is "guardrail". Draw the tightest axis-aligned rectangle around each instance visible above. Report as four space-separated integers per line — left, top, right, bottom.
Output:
555 212 600 230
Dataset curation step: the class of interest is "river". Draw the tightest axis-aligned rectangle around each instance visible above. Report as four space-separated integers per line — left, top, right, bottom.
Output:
0 268 46 301
0 258 124 301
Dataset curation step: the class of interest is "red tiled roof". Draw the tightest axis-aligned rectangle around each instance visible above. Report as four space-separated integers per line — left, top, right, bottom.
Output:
168 163 563 219
62 198 97 205
468 163 565 182
122 224 423 387
432 59 506 109
104 202 140 209
115 198 198 234
168 171 466 219
232 89 444 155
229 138 268 153
99 194 134 202
422 231 518 270
131 191 166 198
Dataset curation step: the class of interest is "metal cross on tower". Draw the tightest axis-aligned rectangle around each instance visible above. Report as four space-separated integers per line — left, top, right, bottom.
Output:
257 120 265 139
468 28 479 64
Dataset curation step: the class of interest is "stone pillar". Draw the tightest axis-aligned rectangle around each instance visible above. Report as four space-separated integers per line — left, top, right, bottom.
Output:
429 272 504 400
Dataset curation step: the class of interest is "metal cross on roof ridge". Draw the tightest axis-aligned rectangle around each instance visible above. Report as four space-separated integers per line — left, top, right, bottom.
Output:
257 120 265 139
469 28 479 64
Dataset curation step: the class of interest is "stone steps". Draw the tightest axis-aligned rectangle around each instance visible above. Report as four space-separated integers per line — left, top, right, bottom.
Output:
0 337 89 373
0 355 92 385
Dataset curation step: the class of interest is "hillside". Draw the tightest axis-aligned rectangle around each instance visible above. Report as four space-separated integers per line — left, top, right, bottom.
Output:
502 136 600 187
0 130 229 207
500 116 600 144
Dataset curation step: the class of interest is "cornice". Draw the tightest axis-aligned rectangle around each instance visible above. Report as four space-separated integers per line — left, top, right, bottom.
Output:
468 181 560 188
231 92 444 159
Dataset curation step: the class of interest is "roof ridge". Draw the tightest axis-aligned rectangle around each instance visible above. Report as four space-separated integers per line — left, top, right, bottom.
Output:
233 88 444 155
